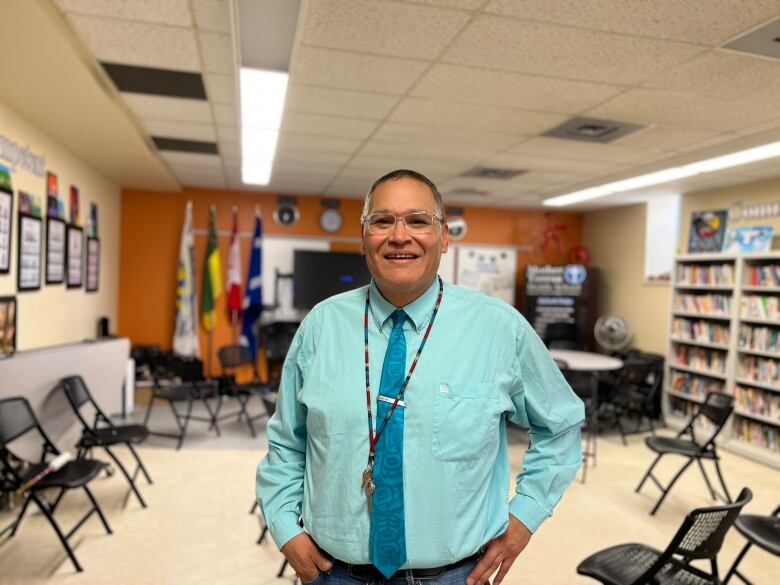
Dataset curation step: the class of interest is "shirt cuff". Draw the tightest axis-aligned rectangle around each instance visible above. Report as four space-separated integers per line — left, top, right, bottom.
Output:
508 493 551 534
269 512 305 549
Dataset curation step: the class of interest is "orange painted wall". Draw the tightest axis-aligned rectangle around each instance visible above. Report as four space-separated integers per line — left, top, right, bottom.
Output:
119 187 583 373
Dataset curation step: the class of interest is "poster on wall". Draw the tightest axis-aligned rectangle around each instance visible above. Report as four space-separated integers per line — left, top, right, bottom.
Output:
70 185 80 226
46 217 66 284
0 295 16 356
17 214 42 291
89 202 99 238
66 225 83 288
455 245 517 305
18 191 42 217
687 209 728 253
722 226 774 253
86 237 99 292
46 171 63 219
0 183 12 274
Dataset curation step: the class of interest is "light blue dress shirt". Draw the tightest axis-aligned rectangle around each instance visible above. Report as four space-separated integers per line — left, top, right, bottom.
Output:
257 278 584 568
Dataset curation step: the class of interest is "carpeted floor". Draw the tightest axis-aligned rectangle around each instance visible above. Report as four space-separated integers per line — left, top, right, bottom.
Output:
1 407 778 584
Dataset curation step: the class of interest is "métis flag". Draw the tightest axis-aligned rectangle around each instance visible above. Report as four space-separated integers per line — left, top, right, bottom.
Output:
240 207 263 357
173 201 200 356
226 206 243 326
201 205 223 332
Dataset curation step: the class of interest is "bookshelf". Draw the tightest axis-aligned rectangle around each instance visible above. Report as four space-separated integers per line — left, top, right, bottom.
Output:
666 253 780 469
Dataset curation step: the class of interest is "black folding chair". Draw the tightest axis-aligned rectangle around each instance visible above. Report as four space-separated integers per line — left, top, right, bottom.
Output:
600 358 655 445
636 392 734 515
142 354 219 449
723 503 780 584
557 359 598 483
215 344 276 437
60 375 152 508
577 487 752 585
0 397 112 572
544 321 584 350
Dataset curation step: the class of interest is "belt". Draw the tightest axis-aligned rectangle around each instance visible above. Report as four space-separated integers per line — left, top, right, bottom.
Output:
336 551 481 582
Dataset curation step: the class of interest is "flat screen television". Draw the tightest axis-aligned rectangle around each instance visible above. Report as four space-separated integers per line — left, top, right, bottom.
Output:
293 250 371 309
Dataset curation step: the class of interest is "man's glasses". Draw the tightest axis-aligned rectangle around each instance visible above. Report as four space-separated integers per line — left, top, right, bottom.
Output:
362 211 443 235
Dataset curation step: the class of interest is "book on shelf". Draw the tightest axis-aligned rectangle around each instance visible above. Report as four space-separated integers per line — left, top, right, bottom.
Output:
738 324 780 354
738 355 780 386
745 264 780 287
676 263 734 286
732 417 779 451
672 318 729 344
675 293 731 315
670 371 723 400
733 384 780 421
741 294 780 321
675 344 727 373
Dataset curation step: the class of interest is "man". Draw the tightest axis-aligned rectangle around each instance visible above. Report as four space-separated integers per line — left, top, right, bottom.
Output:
257 169 584 585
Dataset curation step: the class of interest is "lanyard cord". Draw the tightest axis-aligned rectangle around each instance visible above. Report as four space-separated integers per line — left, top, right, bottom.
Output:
363 276 444 461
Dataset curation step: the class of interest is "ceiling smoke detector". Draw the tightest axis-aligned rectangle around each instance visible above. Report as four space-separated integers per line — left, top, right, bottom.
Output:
460 166 525 180
543 117 644 143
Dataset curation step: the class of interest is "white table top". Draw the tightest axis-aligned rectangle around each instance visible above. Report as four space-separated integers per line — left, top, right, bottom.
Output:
549 349 624 372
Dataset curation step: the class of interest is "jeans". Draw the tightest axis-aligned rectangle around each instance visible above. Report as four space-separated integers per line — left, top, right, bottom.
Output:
303 558 479 585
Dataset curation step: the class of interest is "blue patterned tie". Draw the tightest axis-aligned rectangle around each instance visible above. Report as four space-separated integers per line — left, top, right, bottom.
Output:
370 309 408 578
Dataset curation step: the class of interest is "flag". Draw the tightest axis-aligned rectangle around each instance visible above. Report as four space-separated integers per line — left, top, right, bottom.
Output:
226 206 243 321
240 208 263 357
201 205 223 332
173 201 200 356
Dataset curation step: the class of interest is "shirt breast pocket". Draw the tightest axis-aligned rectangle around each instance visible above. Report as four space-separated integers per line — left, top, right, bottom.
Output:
431 381 501 462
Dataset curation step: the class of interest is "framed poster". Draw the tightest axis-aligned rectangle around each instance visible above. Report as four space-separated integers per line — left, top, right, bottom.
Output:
0 189 12 274
66 225 83 289
86 237 100 292
687 209 728 253
46 217 66 284
722 226 774 253
0 295 16 356
17 214 42 291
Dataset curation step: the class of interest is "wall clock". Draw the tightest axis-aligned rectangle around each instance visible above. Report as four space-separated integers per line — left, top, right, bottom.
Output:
319 208 343 233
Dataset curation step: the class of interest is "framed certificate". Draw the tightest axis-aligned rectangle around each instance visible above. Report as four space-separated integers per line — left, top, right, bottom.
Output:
66 225 83 289
86 237 100 292
0 190 12 274
17 214 42 291
46 217 66 284
0 295 16 356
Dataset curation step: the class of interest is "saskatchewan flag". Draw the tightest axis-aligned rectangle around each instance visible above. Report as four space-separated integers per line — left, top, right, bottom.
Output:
201 206 223 332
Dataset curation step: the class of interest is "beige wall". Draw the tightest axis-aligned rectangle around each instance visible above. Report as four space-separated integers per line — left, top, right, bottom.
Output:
584 176 780 356
583 203 670 355
0 99 120 350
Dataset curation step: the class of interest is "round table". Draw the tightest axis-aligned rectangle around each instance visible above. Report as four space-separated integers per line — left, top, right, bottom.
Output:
549 349 624 372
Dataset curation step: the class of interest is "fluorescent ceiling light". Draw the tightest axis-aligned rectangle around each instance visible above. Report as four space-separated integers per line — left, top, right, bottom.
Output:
543 140 780 207
239 67 289 186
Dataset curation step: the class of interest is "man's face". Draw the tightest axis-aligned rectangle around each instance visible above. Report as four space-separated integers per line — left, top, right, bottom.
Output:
361 177 449 306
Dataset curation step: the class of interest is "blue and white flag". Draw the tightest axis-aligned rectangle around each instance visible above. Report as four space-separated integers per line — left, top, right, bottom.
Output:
239 208 263 358
173 201 200 357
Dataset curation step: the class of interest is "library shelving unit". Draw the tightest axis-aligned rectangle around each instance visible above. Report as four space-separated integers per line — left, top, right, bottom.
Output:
666 252 780 469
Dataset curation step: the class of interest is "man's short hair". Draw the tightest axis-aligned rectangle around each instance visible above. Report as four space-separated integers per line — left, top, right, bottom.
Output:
361 169 444 222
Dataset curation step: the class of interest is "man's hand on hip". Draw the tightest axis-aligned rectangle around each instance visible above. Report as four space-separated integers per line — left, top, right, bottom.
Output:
280 532 333 583
466 515 532 585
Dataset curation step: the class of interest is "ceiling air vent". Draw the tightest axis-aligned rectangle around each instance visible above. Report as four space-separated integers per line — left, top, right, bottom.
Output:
723 16 780 61
543 117 644 143
460 166 525 180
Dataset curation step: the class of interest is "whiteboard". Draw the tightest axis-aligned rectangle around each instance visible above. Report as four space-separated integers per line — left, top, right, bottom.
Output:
455 245 516 304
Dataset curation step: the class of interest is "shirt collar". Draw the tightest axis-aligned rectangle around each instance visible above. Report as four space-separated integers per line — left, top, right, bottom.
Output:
369 276 440 334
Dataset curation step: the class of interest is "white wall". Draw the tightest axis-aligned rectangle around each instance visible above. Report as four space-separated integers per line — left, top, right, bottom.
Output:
0 99 121 350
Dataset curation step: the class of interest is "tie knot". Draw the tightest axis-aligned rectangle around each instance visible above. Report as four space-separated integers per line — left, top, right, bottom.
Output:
391 309 406 329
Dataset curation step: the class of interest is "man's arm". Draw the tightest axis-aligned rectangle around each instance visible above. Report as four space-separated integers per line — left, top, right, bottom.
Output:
256 323 332 581
468 317 584 585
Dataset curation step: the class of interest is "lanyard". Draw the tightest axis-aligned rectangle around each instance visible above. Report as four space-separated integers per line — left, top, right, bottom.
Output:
363 276 444 461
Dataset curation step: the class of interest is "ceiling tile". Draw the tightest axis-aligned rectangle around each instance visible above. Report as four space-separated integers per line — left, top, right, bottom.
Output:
213 103 237 126
486 0 780 46
358 140 481 164
66 14 200 71
274 150 351 168
218 141 240 157
204 73 236 104
444 15 706 86
293 47 428 94
324 181 371 197
160 151 222 168
278 133 363 154
372 122 521 152
217 125 238 142
586 88 780 133
412 64 625 113
505 136 649 164
191 0 231 33
302 0 469 59
268 178 329 195
286 85 399 120
174 170 227 189
198 31 234 74
644 50 780 107
344 154 466 179
612 124 727 153
124 93 213 122
281 113 378 139
55 0 192 26
390 97 566 134
141 119 217 141
405 0 485 9
484 152 617 175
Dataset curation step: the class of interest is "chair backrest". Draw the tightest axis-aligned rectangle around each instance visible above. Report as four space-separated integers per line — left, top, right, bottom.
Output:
544 322 582 350
619 358 654 386
60 376 107 430
697 391 734 429
218 344 255 370
263 322 299 363
0 397 37 448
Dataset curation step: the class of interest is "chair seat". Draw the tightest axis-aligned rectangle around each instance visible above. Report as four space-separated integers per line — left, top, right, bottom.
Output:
81 424 149 447
645 436 715 458
577 543 713 585
736 514 780 555
31 459 107 490
220 381 272 397
154 382 215 401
